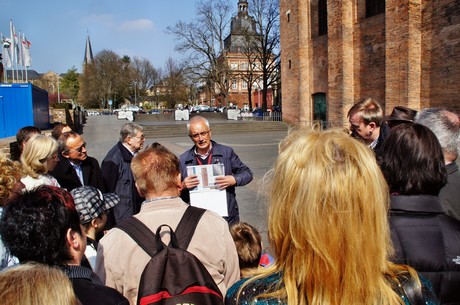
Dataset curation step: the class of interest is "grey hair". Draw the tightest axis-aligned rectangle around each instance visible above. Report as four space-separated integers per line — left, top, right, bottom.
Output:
415 108 460 157
186 116 210 133
119 123 144 142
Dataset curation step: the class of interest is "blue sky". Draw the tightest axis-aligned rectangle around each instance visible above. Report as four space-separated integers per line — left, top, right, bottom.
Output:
0 0 213 74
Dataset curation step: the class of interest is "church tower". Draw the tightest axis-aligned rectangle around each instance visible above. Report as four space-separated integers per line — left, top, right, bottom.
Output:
224 0 258 53
83 32 94 65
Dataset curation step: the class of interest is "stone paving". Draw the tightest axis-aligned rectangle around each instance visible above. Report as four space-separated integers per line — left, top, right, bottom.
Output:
81 114 289 246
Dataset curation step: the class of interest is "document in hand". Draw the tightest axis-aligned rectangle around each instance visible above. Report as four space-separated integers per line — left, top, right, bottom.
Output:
187 164 228 216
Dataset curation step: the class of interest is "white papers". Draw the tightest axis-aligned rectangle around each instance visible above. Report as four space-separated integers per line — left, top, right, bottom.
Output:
187 164 228 216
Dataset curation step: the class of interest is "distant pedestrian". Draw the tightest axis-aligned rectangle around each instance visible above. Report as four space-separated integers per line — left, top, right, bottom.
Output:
180 116 253 224
51 123 72 140
101 123 145 226
15 126 41 159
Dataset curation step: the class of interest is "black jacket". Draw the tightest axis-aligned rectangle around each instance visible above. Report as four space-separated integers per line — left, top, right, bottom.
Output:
63 265 128 305
389 194 460 305
439 162 460 220
101 142 143 226
50 155 105 192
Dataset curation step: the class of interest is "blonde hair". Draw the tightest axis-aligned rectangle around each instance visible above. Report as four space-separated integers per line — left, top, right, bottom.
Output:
240 128 419 305
20 135 58 178
0 152 23 206
0 262 79 305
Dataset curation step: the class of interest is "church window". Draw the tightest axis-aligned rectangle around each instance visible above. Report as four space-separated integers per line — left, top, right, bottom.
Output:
318 0 327 36
366 0 385 17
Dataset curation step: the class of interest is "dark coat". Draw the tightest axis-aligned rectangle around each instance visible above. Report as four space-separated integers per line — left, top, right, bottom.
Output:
63 265 129 305
179 140 253 224
373 122 390 155
101 142 143 226
49 155 105 192
389 194 460 305
439 162 460 221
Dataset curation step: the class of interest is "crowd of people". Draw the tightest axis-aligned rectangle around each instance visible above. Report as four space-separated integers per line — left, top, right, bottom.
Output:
0 104 459 305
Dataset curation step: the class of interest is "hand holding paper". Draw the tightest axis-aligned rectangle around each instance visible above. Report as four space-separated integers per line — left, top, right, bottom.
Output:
183 174 199 189
214 175 236 190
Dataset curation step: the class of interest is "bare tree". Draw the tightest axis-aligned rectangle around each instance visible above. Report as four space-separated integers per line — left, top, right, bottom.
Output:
167 0 233 103
248 0 280 111
131 57 158 106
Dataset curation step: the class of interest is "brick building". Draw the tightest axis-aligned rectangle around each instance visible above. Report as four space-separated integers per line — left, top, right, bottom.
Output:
279 0 460 125
221 0 275 110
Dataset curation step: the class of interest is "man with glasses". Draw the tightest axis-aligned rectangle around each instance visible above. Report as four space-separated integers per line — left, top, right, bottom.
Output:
101 123 145 226
50 131 105 192
180 116 253 224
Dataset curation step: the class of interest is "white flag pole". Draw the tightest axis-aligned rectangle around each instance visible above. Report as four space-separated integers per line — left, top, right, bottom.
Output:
9 19 15 83
23 33 29 82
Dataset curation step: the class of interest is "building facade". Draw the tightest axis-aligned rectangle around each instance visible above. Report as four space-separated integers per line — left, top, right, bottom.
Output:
221 0 275 110
279 0 460 125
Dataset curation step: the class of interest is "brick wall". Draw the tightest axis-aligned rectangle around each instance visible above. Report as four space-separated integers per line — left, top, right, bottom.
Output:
280 0 460 126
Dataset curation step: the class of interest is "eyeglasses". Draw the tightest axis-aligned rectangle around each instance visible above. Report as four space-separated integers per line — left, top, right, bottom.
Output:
189 130 211 140
133 134 145 141
68 142 86 153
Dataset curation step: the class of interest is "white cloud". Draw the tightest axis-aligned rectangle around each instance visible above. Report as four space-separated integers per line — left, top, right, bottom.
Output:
119 19 155 32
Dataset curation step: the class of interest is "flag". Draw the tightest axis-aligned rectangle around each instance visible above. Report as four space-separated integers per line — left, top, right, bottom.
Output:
21 33 32 67
16 31 23 67
9 20 17 66
1 34 13 68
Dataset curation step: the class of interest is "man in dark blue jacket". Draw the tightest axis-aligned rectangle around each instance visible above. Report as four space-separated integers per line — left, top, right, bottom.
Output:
101 123 145 226
180 116 253 224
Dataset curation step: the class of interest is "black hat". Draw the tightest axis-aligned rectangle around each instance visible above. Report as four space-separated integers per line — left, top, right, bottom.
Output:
384 106 418 123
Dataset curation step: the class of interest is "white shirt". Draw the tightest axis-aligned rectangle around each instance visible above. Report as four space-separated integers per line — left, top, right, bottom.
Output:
21 174 61 191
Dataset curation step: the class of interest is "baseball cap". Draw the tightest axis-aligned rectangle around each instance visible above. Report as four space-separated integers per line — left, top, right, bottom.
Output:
70 186 120 224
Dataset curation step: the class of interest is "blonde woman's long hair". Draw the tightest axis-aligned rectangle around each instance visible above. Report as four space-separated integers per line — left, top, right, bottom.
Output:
0 262 79 305
20 134 58 178
242 128 419 305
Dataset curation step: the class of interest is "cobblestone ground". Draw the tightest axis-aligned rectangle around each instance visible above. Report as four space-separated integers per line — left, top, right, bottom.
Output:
82 115 288 248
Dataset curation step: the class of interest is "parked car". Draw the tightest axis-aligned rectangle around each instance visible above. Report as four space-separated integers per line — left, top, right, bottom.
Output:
149 109 160 114
239 109 253 118
191 105 211 113
252 107 264 117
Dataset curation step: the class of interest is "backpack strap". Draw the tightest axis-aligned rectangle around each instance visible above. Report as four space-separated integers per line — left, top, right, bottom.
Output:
175 206 206 250
116 217 159 257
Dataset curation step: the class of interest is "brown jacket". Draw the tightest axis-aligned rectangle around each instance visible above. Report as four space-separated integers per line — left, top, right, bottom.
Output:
95 197 240 304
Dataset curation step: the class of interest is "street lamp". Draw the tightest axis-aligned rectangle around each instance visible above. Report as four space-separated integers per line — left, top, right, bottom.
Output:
57 77 61 104
134 81 138 107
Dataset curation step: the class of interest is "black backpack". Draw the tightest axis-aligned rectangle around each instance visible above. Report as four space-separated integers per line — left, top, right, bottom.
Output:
116 206 224 305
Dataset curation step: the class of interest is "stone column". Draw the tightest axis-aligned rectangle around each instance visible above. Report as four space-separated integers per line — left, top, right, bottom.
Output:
327 0 355 126
385 0 422 112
